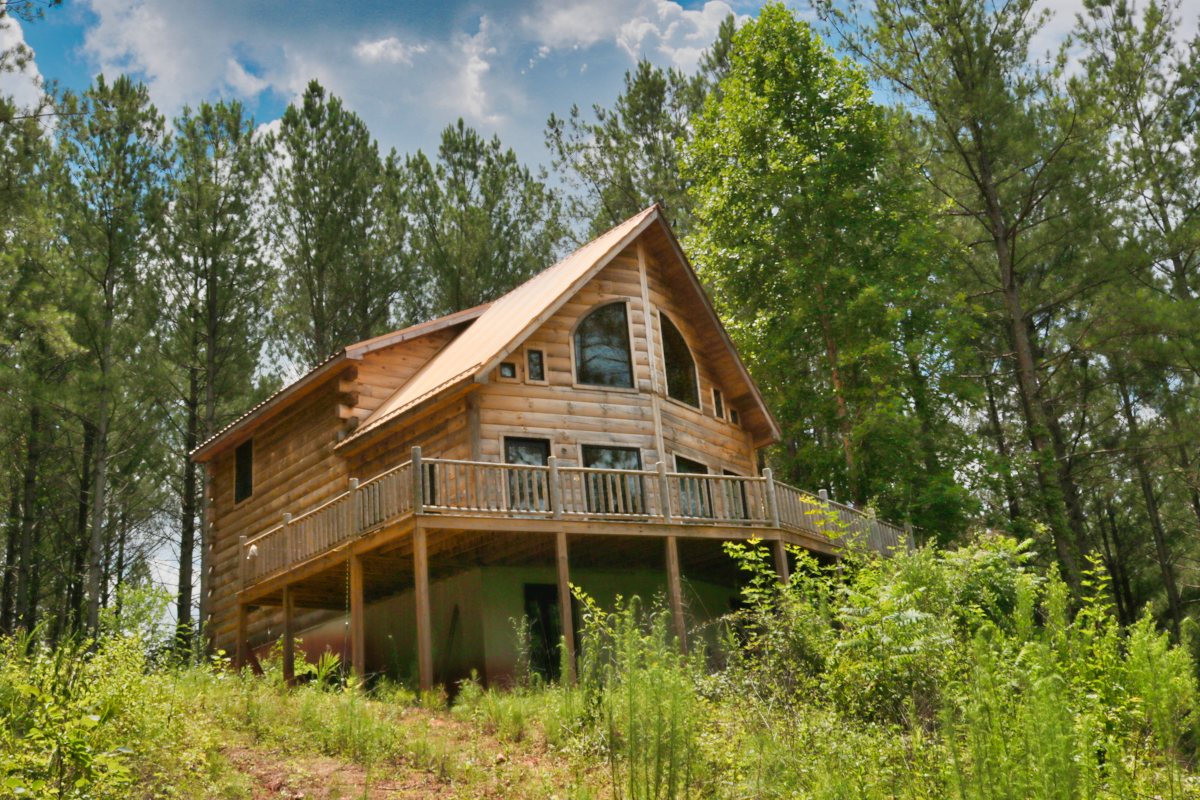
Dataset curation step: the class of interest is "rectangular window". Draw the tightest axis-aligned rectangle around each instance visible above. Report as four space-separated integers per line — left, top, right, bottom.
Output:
235 439 253 503
712 388 725 420
729 408 741 426
527 349 545 382
499 361 518 380
674 455 711 518
504 437 550 511
581 445 644 514
723 469 749 521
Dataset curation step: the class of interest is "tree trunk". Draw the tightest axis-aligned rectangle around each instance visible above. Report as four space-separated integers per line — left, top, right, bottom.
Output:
86 273 115 634
982 361 1022 524
176 358 200 649
1 483 19 634
16 404 43 628
1118 377 1183 638
973 144 1081 588
815 283 858 503
1105 500 1139 621
68 421 95 635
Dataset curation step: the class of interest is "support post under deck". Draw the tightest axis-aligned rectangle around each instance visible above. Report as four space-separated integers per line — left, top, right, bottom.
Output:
665 535 687 654
414 523 433 691
282 585 296 686
773 539 790 585
349 555 365 680
555 531 576 683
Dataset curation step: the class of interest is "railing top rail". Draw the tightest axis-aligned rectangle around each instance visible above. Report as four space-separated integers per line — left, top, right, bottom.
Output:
423 457 548 470
357 459 412 489
245 523 283 548
559 465 658 476
664 471 765 482
288 489 350 524
775 479 871 516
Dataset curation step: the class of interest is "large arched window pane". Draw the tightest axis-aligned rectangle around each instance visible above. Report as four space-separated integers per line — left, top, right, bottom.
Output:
661 313 699 407
574 303 634 388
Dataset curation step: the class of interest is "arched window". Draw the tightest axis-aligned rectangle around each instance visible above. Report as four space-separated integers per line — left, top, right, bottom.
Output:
661 313 698 407
574 302 634 388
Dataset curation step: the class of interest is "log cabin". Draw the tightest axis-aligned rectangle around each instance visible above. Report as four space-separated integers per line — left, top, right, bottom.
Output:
191 205 906 689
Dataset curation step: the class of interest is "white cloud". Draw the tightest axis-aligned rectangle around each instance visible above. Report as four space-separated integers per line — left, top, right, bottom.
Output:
524 0 740 70
354 36 427 65
0 15 46 111
225 58 268 98
453 16 501 124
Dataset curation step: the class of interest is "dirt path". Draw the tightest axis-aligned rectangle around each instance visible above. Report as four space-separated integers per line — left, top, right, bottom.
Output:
219 708 601 799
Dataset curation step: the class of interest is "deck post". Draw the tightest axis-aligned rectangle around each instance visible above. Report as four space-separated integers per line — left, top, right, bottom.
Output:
763 468 781 528
904 522 914 552
656 461 673 522
238 535 247 590
235 602 248 671
347 477 360 536
548 456 563 519
349 554 365 681
413 523 433 691
555 531 576 684
664 535 687 654
282 585 295 687
282 513 293 566
411 446 424 514
773 539 790 585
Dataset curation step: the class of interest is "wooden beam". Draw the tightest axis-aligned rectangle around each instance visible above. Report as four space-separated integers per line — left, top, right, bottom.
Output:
556 531 576 684
349 555 365 680
773 539 790 585
235 602 249 670
664 536 687 654
413 523 433 691
282 585 296 686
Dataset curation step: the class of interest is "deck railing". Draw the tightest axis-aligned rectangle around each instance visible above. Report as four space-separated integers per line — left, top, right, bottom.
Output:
239 447 911 588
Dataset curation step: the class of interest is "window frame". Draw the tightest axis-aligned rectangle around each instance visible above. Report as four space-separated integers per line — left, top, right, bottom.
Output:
712 387 725 420
659 311 701 410
673 453 712 518
503 436 553 512
570 299 638 393
524 347 547 385
729 407 741 427
234 438 254 504
579 443 646 515
497 360 520 382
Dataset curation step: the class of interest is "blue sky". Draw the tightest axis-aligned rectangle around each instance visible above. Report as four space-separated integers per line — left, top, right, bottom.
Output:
4 1 1185 171
3 0 774 167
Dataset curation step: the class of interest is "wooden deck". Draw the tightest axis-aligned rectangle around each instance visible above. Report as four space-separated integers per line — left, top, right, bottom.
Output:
238 447 907 596
233 447 909 687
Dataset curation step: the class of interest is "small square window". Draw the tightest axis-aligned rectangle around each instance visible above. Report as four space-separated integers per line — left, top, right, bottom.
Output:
729 408 741 426
713 388 725 420
527 349 545 382
499 361 518 380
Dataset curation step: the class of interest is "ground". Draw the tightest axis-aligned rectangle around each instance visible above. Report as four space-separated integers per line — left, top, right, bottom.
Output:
209 701 603 800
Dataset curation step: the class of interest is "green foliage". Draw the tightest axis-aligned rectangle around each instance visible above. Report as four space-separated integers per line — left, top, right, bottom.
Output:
684 4 973 536
405 119 567 319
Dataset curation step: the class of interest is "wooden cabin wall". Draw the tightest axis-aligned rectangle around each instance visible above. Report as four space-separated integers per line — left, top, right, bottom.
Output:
206 378 349 653
206 330 465 653
474 241 757 475
644 249 759 476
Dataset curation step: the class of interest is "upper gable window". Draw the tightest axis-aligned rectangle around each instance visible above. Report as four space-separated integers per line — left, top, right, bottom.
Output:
235 439 253 503
661 313 699 407
574 302 634 389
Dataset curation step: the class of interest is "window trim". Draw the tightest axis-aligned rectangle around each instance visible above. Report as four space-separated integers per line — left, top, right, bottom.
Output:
503 435 553 466
578 442 647 515
497 360 520 383
570 299 639 393
658 311 701 409
234 438 254 505
729 407 741 427
524 346 548 385
712 387 725 421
